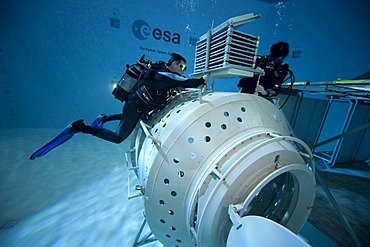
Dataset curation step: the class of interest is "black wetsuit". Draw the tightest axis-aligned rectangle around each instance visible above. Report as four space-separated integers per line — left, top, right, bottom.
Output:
238 56 289 96
92 66 205 143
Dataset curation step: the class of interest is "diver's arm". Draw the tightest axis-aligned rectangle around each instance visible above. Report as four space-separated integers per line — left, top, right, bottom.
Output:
155 72 206 88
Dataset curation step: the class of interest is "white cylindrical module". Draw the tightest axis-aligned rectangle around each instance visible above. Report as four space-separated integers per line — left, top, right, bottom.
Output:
132 91 315 247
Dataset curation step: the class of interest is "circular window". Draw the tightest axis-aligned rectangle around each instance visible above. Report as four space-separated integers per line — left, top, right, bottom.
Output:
243 172 296 225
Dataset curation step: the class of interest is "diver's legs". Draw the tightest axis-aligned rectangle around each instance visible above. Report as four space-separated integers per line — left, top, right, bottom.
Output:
91 113 123 128
106 114 123 121
92 104 142 144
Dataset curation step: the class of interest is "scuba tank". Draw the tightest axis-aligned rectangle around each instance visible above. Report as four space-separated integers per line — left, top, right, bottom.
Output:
112 54 151 102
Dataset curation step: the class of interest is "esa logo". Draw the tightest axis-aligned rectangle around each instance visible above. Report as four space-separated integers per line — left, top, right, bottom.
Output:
132 20 180 45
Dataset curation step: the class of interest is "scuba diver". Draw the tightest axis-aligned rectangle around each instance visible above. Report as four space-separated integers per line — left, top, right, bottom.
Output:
238 41 291 97
30 53 207 160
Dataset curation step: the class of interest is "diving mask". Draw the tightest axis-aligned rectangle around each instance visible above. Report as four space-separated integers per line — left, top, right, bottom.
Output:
179 64 187 72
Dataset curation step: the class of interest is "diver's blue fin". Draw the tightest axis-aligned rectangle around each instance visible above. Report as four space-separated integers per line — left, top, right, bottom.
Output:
91 114 106 129
29 120 82 160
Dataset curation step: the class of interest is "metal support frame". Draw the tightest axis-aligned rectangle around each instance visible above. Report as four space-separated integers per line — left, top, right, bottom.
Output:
139 120 162 146
290 91 304 129
132 217 158 247
125 151 143 199
313 98 358 167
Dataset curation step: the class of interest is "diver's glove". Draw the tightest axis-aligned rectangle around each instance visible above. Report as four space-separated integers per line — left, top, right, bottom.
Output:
202 75 209 84
91 114 108 128
255 85 276 97
255 85 268 96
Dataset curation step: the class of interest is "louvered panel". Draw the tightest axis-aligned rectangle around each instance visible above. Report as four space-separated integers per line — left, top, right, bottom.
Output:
192 13 262 78
193 25 260 78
